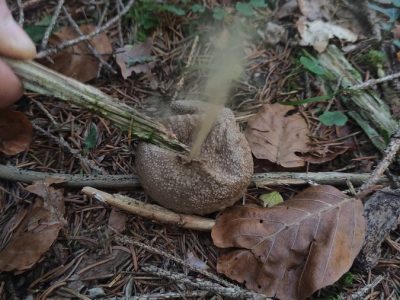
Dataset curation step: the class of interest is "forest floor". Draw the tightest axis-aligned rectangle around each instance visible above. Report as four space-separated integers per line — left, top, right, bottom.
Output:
0 0 399 299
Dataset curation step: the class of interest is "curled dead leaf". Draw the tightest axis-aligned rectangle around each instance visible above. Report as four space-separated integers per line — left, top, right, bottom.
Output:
212 185 365 300
0 109 33 155
42 24 112 82
245 104 311 168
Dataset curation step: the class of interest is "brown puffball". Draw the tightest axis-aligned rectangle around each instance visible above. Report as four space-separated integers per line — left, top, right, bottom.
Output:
134 101 254 215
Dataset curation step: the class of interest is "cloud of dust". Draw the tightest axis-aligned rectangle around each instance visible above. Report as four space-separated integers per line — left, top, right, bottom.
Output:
189 24 245 159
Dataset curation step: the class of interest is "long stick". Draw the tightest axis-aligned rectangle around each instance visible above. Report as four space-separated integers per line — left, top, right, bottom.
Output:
82 186 215 231
4 58 189 153
0 164 390 188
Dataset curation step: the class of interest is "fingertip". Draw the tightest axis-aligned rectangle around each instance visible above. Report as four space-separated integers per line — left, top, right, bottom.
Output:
0 59 23 108
0 1 37 59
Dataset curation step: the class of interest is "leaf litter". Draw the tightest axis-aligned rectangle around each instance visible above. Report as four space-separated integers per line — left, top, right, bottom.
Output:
41 24 112 82
1 0 399 299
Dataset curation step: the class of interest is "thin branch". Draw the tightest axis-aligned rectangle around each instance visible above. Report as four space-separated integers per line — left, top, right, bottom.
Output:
357 126 400 196
33 124 106 174
0 164 139 189
16 0 24 25
37 0 135 58
116 0 124 47
0 165 390 189
62 6 117 74
82 187 216 231
349 275 384 299
141 265 269 299
40 0 65 50
97 1 110 27
115 235 235 289
350 71 400 90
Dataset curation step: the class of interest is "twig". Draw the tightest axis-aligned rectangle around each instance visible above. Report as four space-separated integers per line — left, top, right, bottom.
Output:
82 187 215 231
37 0 135 58
357 126 400 196
350 71 400 90
0 164 139 189
115 235 234 288
40 0 65 51
4 58 188 152
101 291 208 299
251 171 390 187
33 124 106 174
349 275 384 299
97 1 110 27
116 0 124 47
62 6 117 74
32 100 58 126
23 0 46 10
16 0 24 25
0 165 390 189
141 265 268 299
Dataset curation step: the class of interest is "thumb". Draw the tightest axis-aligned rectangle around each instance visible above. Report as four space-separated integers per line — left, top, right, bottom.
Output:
0 0 36 59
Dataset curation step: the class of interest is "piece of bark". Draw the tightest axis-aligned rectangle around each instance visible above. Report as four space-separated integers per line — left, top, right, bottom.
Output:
357 187 400 269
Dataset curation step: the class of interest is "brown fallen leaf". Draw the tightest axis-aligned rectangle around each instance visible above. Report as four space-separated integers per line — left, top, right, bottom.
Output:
0 109 33 155
212 185 365 300
42 24 112 82
115 38 155 79
244 104 311 168
0 180 65 272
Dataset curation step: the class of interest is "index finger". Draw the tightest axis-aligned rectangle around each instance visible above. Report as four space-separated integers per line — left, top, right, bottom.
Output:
0 0 36 59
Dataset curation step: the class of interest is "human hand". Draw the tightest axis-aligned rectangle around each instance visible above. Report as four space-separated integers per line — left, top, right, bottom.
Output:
0 0 36 108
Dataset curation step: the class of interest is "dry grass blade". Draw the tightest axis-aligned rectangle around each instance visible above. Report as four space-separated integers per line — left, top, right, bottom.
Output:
212 185 366 300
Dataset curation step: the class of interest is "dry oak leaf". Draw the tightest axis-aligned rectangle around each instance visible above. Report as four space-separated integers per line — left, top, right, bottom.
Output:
245 104 310 168
211 185 365 300
42 24 112 82
0 180 65 272
0 109 33 155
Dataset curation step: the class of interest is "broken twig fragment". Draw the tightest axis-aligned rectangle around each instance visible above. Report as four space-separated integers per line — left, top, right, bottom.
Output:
81 186 215 231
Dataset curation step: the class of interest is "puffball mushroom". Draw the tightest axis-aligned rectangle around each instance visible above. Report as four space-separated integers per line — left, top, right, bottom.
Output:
134 101 254 215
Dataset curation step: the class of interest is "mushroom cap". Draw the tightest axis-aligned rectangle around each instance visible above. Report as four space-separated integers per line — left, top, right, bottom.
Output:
134 102 254 215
